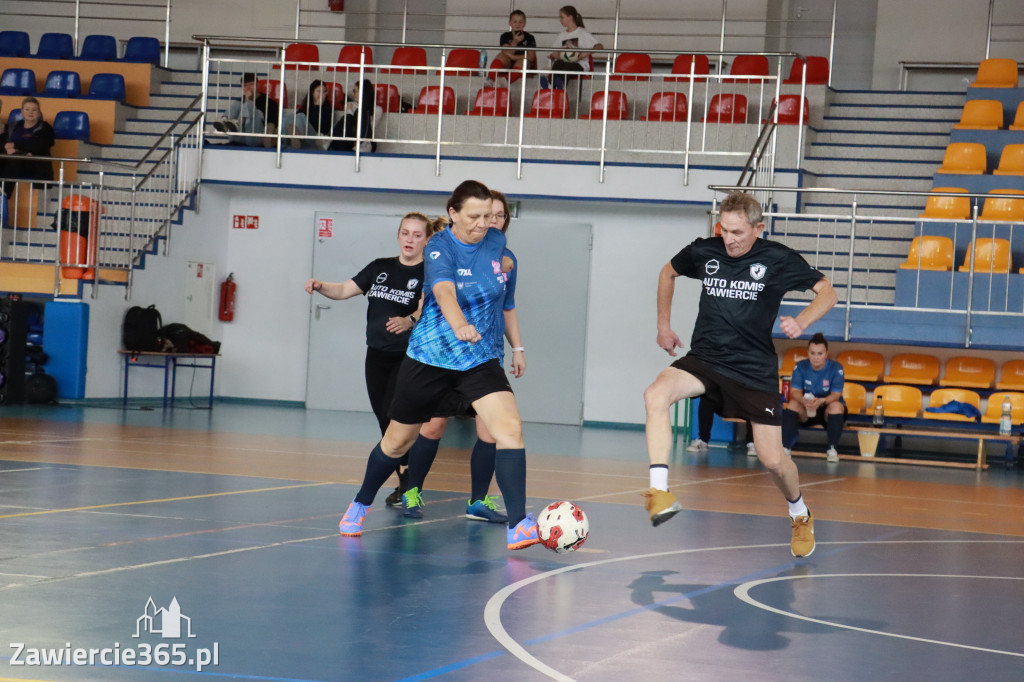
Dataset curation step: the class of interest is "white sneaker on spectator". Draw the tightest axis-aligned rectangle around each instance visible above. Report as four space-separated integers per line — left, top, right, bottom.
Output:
826 446 839 463
686 439 708 453
746 442 758 457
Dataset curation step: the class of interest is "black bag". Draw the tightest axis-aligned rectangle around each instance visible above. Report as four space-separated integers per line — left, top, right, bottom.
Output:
158 323 221 355
25 371 57 405
122 305 163 351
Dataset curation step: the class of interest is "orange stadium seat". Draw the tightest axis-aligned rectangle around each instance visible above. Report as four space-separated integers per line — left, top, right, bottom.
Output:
1010 102 1024 131
883 353 940 385
642 92 688 122
993 145 1024 176
778 347 808 377
980 391 1024 425
523 88 568 118
936 142 987 174
837 350 885 382
997 360 1024 391
580 91 628 120
610 52 651 81
667 54 709 83
899 236 954 271
704 94 747 123
971 58 1018 88
979 190 1024 221
411 86 455 115
919 187 971 219
953 100 1004 130
783 56 829 85
923 388 982 422
958 238 1011 273
940 356 996 389
467 87 509 116
871 385 923 418
843 382 867 414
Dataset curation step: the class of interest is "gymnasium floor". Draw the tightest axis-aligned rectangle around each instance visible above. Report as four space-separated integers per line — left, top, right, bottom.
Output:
1 402 1023 681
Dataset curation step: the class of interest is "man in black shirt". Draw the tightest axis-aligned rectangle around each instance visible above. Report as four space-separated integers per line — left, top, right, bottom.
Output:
642 191 837 557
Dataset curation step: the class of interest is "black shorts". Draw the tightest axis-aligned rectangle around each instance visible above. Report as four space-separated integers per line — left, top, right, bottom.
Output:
670 356 783 426
388 357 512 425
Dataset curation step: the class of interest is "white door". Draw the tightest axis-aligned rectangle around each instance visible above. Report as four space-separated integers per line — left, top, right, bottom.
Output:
305 212 592 425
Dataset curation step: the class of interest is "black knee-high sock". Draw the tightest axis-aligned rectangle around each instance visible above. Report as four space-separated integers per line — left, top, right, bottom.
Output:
782 409 801 449
354 443 401 506
494 447 526 526
404 435 440 491
826 413 844 449
470 439 497 501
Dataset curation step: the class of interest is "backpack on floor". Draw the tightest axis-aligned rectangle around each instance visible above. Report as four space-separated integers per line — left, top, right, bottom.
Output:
122 305 163 351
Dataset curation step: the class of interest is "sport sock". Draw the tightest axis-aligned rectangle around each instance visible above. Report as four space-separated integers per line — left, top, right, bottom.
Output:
354 443 400 506
494 447 527 526
469 439 497 501
787 494 808 518
826 413 844 450
649 464 669 491
404 435 440 492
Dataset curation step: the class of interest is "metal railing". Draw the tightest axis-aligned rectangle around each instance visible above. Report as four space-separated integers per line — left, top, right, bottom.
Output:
0 95 203 298
709 186 1024 347
199 37 811 183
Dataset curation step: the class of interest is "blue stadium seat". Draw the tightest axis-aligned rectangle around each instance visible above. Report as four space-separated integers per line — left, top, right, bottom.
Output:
122 36 160 64
0 68 37 96
44 70 83 98
6 109 22 129
87 73 126 102
35 32 75 60
0 31 31 58
53 111 91 141
79 35 117 61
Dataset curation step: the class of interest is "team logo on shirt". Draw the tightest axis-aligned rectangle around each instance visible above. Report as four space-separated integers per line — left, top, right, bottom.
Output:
750 263 767 280
429 251 440 260
492 260 502 275
406 278 419 290
376 273 388 284
705 259 720 275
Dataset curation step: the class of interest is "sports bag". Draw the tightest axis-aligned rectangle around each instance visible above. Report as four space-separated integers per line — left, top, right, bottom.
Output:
122 305 163 351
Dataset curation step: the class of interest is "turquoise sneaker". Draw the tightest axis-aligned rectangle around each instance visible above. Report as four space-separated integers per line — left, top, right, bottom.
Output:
339 502 368 536
466 495 507 523
507 513 540 550
402 486 424 519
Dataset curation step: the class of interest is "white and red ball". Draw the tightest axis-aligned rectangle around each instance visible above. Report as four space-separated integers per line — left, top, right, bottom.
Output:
536 501 589 553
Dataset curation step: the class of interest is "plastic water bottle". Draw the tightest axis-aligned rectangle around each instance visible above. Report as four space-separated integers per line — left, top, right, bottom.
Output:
999 396 1013 436
872 396 885 427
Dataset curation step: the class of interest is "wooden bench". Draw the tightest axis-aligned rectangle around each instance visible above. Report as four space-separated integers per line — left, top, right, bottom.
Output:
119 350 218 409
847 423 1020 471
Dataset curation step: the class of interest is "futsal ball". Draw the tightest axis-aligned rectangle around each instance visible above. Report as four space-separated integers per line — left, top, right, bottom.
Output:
537 501 589 553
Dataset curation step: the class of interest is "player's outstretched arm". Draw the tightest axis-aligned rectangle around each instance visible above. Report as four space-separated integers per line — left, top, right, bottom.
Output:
503 308 526 378
433 280 480 343
656 262 684 356
305 278 363 300
779 277 837 339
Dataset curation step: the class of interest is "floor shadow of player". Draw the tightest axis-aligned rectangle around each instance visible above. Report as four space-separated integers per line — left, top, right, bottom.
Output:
628 566 887 651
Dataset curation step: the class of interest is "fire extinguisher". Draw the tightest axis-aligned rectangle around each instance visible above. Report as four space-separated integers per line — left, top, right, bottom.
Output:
219 273 236 322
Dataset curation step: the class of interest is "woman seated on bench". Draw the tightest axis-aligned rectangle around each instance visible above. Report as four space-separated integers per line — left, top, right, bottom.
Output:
783 333 847 462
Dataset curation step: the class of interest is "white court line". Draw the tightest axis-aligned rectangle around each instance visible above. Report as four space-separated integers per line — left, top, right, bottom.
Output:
0 468 44 474
799 477 847 488
484 539 1024 681
734 573 1024 658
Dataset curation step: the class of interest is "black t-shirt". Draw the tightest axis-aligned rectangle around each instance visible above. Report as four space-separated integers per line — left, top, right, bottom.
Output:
351 257 424 353
670 237 824 392
499 30 537 58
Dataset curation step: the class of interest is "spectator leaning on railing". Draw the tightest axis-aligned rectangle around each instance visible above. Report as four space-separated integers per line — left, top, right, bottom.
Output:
3 96 55 199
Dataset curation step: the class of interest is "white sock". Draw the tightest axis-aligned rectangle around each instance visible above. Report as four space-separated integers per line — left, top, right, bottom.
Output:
788 495 808 518
649 465 669 491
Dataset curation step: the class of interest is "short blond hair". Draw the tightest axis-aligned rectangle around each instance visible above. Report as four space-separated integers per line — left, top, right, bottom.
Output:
719 191 763 226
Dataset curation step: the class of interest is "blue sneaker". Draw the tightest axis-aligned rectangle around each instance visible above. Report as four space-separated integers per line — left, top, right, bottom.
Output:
466 496 507 523
339 501 368 536
539 75 550 90
507 513 540 550
402 486 424 519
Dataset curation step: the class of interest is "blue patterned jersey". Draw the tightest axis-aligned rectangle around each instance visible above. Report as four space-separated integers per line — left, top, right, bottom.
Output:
791 358 845 403
407 227 510 370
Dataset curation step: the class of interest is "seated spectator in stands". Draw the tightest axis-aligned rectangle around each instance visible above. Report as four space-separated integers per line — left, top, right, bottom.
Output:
329 79 377 153
215 72 280 147
493 10 537 82
782 333 847 462
542 5 603 90
3 97 55 198
291 80 335 150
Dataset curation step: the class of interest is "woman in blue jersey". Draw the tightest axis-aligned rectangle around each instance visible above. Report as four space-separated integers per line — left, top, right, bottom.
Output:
781 333 847 462
398 190 524 525
339 180 539 550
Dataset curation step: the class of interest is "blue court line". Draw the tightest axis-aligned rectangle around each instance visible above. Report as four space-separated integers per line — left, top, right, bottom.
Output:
409 527 909 679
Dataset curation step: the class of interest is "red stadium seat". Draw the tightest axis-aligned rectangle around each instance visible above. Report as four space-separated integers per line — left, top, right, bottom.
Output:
610 53 651 81
467 87 509 116
641 92 688 122
523 89 569 119
580 91 628 120
667 54 709 83
411 86 455 115
783 57 829 85
703 94 747 123
375 84 401 113
771 95 809 125
386 46 428 75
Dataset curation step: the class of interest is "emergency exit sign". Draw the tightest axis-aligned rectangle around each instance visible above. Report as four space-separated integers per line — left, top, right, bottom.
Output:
232 215 259 230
